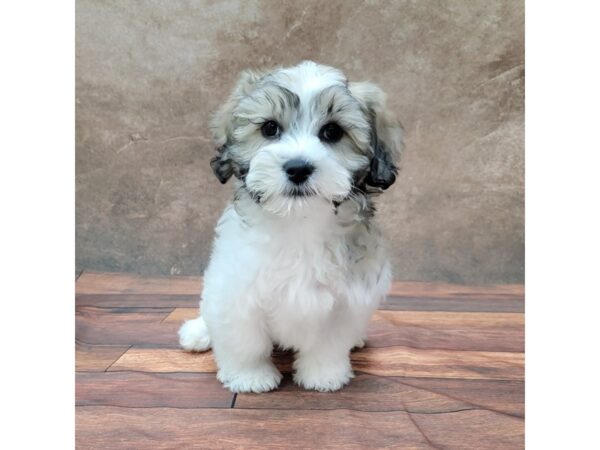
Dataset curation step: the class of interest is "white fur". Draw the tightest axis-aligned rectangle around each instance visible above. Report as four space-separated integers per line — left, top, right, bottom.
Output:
179 61 400 393
178 316 211 352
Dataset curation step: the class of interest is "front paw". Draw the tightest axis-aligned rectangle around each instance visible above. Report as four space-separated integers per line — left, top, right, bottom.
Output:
293 357 354 392
217 362 282 393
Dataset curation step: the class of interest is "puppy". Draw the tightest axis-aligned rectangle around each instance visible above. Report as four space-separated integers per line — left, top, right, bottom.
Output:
179 61 402 393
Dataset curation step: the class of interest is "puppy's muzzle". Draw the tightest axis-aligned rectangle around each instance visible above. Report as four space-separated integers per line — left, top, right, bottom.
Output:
283 159 314 185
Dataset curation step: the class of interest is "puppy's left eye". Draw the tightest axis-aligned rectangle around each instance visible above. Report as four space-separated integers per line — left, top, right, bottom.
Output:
261 120 281 139
318 123 344 143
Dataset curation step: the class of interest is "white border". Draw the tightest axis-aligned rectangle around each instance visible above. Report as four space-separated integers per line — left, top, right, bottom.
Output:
2 0 600 447
527 1 600 448
0 1 74 448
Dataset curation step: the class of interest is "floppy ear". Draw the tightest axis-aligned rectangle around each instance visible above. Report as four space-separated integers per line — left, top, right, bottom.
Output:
349 81 403 191
209 70 263 184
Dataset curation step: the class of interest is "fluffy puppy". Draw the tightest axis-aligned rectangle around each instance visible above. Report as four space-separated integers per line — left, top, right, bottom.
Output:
179 61 402 393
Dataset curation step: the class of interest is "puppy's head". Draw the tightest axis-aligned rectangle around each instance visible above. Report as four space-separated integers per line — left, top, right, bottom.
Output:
210 61 403 215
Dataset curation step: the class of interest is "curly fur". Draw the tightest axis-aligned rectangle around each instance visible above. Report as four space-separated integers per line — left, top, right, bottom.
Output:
179 61 403 393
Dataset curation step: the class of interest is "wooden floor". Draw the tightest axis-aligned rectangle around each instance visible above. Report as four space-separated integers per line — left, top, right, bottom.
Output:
76 271 524 449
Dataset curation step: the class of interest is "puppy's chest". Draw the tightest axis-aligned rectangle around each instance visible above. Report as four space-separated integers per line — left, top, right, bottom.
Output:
225 205 379 310
260 237 347 285
252 232 359 311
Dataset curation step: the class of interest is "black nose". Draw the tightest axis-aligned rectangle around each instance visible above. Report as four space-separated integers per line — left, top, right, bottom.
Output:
283 159 314 184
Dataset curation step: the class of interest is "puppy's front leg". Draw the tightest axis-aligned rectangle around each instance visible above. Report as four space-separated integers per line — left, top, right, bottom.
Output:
293 331 355 392
210 316 282 393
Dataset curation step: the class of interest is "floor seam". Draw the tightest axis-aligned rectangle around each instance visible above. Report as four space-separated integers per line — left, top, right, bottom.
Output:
104 345 132 372
159 308 178 323
405 408 440 450
375 373 524 419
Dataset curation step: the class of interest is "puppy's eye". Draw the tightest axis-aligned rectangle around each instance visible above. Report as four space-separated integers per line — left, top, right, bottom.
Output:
261 120 281 139
318 123 344 143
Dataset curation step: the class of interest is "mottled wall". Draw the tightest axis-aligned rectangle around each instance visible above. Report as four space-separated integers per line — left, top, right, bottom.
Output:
76 0 524 283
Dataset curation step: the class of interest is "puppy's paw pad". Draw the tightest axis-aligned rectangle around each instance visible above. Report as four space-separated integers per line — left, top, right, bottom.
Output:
218 364 282 393
178 317 211 352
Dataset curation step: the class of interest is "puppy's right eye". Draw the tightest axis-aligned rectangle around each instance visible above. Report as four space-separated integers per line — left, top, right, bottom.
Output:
261 120 281 139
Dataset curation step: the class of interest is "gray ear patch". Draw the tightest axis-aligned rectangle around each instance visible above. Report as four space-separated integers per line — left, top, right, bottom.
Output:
210 146 234 184
348 80 402 192
365 141 398 190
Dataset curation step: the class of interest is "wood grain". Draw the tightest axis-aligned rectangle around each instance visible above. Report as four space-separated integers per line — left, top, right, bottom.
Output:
411 409 524 449
166 308 524 326
352 346 523 380
77 292 523 311
76 342 130 372
399 377 524 417
109 346 523 381
76 306 173 322
76 372 234 408
163 307 199 322
368 310 524 351
108 347 217 373
75 272 525 449
375 310 523 328
76 272 523 311
108 348 296 374
388 281 524 299
235 372 471 412
78 272 523 299
235 374 524 418
381 294 524 312
163 308 524 351
76 271 201 295
76 294 199 308
76 307 179 346
76 407 431 449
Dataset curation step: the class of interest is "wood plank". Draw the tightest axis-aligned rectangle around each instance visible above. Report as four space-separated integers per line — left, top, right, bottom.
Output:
108 347 216 372
411 409 524 449
77 273 523 300
235 372 471 412
165 308 526 325
352 346 523 380
74 273 525 448
76 343 130 372
381 295 524 312
109 346 523 381
76 273 524 312
76 372 234 408
76 306 174 321
76 293 200 308
108 348 295 374
368 310 524 352
163 309 523 351
76 407 431 449
375 310 523 328
399 377 524 417
235 374 524 418
76 271 201 295
77 293 523 312
76 307 179 346
163 307 199 322
388 281 524 299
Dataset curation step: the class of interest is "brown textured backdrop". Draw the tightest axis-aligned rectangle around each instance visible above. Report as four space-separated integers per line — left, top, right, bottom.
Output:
76 0 524 284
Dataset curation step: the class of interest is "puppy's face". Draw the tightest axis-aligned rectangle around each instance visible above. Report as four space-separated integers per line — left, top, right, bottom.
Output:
210 61 402 215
